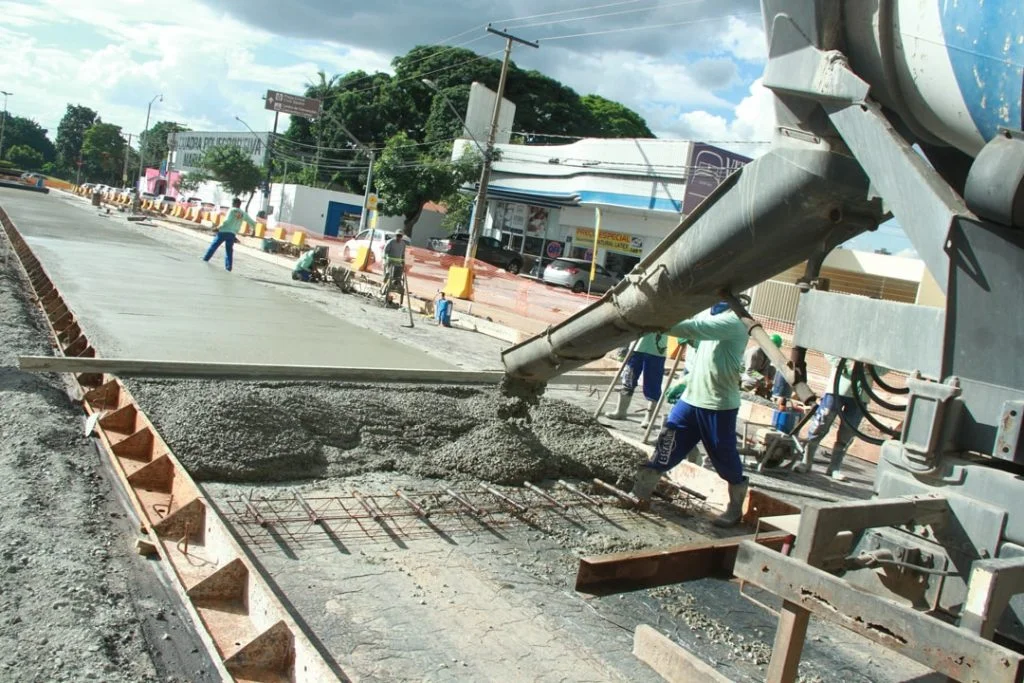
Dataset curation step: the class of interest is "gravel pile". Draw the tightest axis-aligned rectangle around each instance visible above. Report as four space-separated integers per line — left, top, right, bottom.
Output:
127 380 646 486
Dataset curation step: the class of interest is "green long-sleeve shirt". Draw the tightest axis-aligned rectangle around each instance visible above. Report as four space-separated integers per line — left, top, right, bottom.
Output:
667 309 749 410
634 332 668 357
219 207 257 235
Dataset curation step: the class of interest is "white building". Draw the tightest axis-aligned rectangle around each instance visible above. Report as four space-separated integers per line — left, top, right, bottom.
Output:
452 136 750 276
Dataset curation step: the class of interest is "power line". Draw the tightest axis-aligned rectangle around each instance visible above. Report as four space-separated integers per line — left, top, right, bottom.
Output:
506 0 710 31
541 11 761 41
491 0 644 26
512 130 772 144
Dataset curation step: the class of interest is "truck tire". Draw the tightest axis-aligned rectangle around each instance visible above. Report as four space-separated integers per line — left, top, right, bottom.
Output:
506 259 522 275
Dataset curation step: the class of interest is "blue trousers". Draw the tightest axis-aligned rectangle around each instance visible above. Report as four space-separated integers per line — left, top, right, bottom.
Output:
646 399 744 485
622 352 667 402
805 393 862 453
203 232 236 271
772 372 792 399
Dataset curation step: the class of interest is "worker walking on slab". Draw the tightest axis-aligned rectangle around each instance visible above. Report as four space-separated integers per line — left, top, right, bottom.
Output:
631 303 750 527
605 332 667 428
202 198 257 272
380 230 407 303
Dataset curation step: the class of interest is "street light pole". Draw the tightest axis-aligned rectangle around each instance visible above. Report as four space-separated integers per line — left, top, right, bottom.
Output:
0 91 12 162
137 93 162 192
335 122 375 234
465 26 538 269
121 133 133 186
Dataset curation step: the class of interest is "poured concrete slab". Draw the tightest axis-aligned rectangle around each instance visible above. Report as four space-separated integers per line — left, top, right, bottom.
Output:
1 189 451 369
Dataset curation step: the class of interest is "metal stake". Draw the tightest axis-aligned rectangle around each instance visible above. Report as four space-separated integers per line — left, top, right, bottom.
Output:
557 480 601 506
395 489 428 518
445 488 485 516
642 342 686 443
294 492 321 524
592 478 640 506
594 339 638 418
480 484 528 514
524 481 568 510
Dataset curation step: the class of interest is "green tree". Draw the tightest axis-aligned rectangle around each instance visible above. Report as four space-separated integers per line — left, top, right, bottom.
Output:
55 104 98 168
176 170 209 195
373 132 481 235
1 116 56 162
440 191 473 234
80 122 126 185
581 95 654 138
199 144 264 201
5 145 44 171
140 121 189 170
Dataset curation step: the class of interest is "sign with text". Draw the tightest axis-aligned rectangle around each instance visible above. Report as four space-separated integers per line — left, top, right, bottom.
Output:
681 143 752 215
265 90 322 119
573 227 644 256
169 131 269 173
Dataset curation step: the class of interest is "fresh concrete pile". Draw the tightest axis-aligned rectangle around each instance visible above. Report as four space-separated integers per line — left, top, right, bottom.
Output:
128 380 645 486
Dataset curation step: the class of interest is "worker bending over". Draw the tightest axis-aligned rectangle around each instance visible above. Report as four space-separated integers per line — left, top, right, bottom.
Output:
606 332 667 428
740 333 783 395
292 249 316 281
202 198 257 272
631 302 750 527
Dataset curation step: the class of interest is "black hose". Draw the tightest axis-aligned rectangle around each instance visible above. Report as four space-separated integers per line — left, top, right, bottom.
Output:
850 362 902 438
869 363 909 394
829 359 886 446
854 363 907 412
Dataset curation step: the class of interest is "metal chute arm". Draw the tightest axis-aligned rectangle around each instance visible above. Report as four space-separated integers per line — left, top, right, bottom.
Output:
502 143 884 385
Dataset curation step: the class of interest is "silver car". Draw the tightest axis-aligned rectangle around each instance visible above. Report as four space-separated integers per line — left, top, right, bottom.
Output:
542 257 620 294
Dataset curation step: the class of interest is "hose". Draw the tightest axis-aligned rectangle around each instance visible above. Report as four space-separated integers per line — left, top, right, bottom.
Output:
853 362 907 412
830 359 886 446
850 362 902 438
869 363 909 394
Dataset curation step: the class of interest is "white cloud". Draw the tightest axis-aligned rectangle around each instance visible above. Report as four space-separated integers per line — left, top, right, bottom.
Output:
719 16 768 62
666 78 775 155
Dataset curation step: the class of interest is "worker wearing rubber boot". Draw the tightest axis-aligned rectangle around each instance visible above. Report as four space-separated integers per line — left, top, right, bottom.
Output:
606 332 667 427
795 356 888 481
631 302 750 527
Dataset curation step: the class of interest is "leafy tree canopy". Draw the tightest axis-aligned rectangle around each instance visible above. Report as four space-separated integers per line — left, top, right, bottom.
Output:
5 144 45 171
80 122 126 185
140 121 190 169
55 104 98 167
2 116 56 162
581 95 654 138
372 132 481 235
199 144 264 199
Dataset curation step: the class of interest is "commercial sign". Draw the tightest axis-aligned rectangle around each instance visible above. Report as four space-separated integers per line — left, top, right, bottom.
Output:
265 89 322 119
573 227 644 256
169 131 269 173
495 202 549 235
681 143 752 215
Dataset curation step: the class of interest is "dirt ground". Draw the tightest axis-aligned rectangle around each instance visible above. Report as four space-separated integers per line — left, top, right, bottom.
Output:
0 231 215 682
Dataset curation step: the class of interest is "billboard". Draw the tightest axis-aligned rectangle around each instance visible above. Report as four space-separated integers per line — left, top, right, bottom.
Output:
573 227 644 256
169 131 269 173
465 82 516 146
681 143 752 215
265 89 322 119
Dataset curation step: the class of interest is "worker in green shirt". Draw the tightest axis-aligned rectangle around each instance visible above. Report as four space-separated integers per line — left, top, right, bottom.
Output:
606 332 667 427
202 198 257 272
291 249 317 282
632 302 750 527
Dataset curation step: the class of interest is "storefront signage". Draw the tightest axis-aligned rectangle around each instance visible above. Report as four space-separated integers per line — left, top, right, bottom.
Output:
681 143 752 215
573 228 644 256
545 240 563 259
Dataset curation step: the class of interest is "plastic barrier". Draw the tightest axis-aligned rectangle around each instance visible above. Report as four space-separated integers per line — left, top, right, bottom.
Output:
290 231 306 248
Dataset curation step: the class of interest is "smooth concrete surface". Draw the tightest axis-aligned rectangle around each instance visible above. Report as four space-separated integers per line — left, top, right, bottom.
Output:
1 189 452 369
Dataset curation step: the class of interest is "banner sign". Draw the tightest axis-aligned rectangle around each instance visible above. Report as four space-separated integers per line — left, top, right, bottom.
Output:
170 131 269 173
681 143 752 215
574 227 644 256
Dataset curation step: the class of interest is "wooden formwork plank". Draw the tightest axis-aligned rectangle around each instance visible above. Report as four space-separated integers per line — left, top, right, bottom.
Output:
633 625 731 683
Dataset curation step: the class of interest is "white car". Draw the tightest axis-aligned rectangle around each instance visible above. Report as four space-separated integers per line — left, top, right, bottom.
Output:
341 229 396 263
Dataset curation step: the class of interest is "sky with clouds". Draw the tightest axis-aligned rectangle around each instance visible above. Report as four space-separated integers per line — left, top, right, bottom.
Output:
0 0 913 253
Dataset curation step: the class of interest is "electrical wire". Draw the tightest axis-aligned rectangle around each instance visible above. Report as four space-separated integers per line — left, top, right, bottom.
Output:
491 0 644 26
512 130 772 145
505 0 710 31
541 11 761 41
848 555 960 577
831 359 887 446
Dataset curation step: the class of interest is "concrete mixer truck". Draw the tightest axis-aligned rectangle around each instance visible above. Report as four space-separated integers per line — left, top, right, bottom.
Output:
503 1 1024 680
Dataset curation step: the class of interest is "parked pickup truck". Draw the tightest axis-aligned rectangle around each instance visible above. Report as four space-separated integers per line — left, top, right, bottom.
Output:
430 233 524 274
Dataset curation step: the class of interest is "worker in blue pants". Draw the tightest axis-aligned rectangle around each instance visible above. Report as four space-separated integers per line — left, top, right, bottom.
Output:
202 198 257 272
605 332 667 428
631 302 750 527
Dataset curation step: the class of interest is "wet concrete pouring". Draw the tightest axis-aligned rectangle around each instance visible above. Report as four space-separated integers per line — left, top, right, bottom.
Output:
2 189 943 682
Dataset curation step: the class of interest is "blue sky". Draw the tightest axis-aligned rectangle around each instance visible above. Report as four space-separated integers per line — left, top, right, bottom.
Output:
0 0 915 254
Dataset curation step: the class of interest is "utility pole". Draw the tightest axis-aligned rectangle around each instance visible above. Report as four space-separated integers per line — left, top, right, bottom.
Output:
464 26 538 269
138 94 162 192
336 122 375 234
121 133 133 186
0 91 11 162
263 111 279 215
